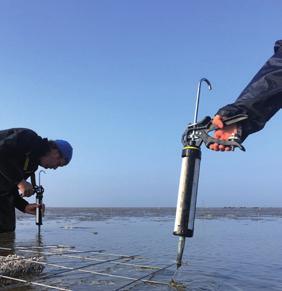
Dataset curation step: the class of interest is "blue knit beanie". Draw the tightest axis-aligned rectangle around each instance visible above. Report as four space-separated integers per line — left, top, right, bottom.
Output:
54 140 73 164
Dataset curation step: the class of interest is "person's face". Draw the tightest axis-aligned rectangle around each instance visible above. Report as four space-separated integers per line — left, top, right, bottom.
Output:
39 149 66 169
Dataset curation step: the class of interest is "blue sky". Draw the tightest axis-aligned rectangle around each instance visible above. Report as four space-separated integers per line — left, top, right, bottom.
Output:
0 0 281 207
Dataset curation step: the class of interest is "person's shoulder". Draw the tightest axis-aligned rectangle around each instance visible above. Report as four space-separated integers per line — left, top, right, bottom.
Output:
9 128 38 136
274 40 282 53
4 128 42 141
0 128 36 136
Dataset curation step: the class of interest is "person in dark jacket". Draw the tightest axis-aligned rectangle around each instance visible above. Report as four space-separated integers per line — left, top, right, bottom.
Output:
0 128 73 233
209 40 282 151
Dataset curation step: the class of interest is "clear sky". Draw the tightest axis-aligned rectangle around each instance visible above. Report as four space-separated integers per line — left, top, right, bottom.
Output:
0 0 281 207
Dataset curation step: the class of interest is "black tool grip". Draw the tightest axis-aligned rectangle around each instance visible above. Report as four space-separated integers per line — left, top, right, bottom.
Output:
204 135 245 151
223 114 248 125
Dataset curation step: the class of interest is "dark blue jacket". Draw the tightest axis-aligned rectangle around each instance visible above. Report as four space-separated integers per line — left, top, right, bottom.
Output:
216 40 282 140
0 128 49 232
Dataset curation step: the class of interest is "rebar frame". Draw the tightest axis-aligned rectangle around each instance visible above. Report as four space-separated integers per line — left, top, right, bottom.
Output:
0 245 175 290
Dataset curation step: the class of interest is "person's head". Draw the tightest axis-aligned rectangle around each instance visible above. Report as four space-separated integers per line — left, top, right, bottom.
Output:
39 140 73 169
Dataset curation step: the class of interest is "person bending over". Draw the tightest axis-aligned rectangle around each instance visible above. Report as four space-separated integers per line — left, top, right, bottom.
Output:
0 128 73 233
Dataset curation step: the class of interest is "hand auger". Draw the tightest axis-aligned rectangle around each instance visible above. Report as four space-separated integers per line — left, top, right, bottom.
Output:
34 185 44 227
31 170 46 233
173 78 248 269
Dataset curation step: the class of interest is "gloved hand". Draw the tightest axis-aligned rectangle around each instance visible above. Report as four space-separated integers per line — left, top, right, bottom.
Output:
209 115 238 151
24 203 45 215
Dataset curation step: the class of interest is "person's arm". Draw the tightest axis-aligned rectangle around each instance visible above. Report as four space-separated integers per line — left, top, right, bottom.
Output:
24 203 45 215
14 192 29 212
216 40 282 142
14 193 45 215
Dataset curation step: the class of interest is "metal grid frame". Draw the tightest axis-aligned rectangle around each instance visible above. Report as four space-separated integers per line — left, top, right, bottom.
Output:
0 245 175 290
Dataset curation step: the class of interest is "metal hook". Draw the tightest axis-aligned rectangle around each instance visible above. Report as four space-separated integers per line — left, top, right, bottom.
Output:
38 170 46 186
193 78 212 124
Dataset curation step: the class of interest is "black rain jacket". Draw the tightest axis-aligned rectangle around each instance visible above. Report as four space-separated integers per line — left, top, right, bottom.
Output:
216 40 282 141
0 128 49 232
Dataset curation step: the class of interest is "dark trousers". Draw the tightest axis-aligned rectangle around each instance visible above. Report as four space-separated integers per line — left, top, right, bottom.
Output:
0 189 17 233
0 231 15 256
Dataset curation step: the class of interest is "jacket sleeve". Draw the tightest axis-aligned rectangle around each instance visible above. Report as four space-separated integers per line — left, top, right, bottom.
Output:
216 40 282 140
0 129 46 185
14 193 29 212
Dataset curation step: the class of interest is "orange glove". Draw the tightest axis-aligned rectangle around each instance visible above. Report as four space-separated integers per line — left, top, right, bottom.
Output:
209 115 238 151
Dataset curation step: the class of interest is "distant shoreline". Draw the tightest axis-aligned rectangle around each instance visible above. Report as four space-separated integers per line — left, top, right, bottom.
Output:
16 207 282 220
41 206 282 209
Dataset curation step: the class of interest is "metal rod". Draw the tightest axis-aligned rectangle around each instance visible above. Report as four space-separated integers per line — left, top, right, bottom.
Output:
0 275 71 291
193 78 212 124
40 255 136 280
38 170 46 186
13 246 138 258
114 263 175 291
176 236 185 269
13 245 72 249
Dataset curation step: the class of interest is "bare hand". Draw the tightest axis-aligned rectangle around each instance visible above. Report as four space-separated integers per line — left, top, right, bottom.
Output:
24 203 45 216
17 180 34 197
209 115 238 151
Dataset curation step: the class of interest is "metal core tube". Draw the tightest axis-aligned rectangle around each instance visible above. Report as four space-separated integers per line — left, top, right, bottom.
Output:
173 147 201 268
36 195 42 227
